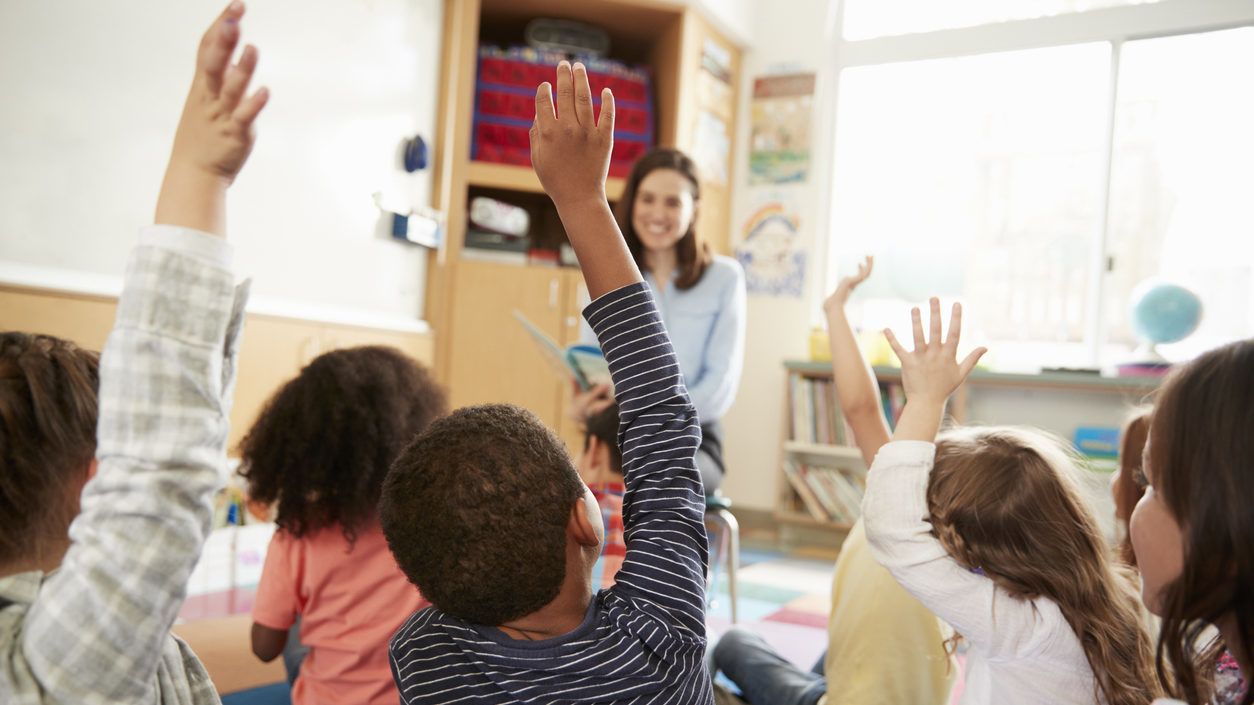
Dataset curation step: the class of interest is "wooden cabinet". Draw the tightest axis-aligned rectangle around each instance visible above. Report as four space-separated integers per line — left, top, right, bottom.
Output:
426 0 743 449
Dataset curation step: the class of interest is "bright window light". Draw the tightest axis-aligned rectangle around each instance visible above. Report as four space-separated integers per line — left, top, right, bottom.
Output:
842 0 1162 41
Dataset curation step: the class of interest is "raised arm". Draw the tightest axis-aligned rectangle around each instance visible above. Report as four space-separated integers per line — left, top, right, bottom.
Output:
23 4 267 699
823 256 890 466
533 63 708 636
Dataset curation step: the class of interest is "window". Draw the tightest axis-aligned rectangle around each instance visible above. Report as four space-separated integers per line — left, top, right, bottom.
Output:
825 3 1254 369
1102 27 1254 362
842 0 1161 40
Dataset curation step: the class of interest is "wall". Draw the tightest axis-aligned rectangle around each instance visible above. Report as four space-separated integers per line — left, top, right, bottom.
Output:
0 0 442 320
719 0 836 511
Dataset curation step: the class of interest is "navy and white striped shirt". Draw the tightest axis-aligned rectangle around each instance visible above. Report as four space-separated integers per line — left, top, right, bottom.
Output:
389 282 713 704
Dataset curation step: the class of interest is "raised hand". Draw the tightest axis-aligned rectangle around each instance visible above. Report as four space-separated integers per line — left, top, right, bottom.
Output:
172 1 268 182
530 61 615 207
884 298 986 407
156 1 269 236
823 255 874 316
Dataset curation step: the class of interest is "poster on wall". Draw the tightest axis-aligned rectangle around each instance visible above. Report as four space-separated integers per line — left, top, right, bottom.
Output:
692 109 730 185
736 198 806 298
749 73 816 185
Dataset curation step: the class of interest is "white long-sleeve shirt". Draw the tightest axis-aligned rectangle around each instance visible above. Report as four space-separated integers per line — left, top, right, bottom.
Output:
862 441 1103 705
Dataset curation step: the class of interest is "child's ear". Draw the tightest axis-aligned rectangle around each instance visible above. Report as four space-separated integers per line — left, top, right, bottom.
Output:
569 489 603 548
86 458 99 481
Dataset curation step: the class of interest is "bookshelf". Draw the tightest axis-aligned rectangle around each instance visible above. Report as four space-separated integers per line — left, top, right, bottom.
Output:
776 367 868 533
777 360 1164 534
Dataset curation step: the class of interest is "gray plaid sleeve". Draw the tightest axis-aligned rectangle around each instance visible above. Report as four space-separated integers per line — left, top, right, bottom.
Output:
21 226 246 703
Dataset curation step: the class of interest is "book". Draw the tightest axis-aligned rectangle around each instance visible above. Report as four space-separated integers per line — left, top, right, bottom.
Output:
513 311 610 391
783 460 829 521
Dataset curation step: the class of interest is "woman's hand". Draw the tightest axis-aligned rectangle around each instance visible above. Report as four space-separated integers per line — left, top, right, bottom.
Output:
823 255 873 317
570 382 613 424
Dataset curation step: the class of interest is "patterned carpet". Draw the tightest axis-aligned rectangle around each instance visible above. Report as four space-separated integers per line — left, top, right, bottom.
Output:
179 526 838 704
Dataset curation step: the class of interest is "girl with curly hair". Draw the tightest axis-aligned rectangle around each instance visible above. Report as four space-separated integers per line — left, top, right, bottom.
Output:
243 346 447 705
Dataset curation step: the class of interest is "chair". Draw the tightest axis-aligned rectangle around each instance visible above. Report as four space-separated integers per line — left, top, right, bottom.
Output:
704 493 740 623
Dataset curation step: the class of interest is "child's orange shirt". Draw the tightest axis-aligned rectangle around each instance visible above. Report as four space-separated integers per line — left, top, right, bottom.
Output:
253 524 427 705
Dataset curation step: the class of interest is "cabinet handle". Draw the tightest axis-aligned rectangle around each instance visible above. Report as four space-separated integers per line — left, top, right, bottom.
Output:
549 278 559 308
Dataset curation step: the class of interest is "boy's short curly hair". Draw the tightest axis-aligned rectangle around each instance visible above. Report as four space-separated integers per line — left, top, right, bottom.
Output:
239 346 446 544
380 403 586 626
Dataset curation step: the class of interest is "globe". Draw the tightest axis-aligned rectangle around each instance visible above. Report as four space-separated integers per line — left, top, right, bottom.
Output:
1130 281 1203 345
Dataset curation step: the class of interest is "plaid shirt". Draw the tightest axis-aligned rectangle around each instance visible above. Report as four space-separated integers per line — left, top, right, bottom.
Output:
0 226 248 704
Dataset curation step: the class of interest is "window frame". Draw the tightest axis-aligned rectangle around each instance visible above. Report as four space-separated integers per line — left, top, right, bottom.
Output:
814 0 1254 365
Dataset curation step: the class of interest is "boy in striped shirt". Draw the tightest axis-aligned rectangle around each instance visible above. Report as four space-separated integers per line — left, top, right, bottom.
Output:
379 61 713 704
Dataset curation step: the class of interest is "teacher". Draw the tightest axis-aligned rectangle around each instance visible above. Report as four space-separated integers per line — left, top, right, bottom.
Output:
577 148 746 494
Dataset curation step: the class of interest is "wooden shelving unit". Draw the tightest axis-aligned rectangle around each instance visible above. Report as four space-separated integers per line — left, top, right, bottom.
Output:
776 359 1164 534
424 0 743 452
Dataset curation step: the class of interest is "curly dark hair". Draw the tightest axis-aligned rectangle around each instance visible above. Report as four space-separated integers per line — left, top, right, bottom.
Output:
380 403 586 625
584 402 622 474
0 332 99 566
239 346 446 545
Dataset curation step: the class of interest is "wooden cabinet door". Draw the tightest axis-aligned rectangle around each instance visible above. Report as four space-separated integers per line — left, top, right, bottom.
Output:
446 261 567 429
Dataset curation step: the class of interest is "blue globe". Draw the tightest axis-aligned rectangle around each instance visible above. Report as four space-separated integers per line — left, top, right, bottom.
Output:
1131 281 1203 345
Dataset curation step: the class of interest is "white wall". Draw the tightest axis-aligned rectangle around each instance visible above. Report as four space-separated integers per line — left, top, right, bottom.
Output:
0 0 442 320
720 0 836 511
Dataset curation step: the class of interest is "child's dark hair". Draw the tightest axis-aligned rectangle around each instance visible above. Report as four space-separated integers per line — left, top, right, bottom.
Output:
380 403 586 625
0 332 100 567
239 346 446 545
584 402 623 474
1149 339 1254 705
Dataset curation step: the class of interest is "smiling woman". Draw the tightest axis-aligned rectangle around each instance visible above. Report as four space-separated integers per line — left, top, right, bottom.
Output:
616 149 746 494
576 148 747 494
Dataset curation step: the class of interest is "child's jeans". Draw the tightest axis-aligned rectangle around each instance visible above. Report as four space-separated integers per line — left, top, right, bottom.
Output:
712 627 826 705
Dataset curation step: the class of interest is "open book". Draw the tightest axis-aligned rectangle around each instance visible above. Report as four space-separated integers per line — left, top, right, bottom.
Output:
513 311 611 391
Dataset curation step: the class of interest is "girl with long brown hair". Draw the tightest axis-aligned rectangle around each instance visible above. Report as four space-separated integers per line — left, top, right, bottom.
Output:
1131 339 1252 705
863 298 1163 705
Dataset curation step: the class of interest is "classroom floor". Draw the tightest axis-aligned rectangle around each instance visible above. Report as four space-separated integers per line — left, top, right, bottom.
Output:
175 527 838 704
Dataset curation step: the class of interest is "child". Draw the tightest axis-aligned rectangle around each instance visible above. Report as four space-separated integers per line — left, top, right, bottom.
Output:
242 346 446 705
1130 341 1252 705
577 401 627 589
863 299 1163 705
1111 408 1151 566
0 4 265 701
713 257 955 705
379 61 713 704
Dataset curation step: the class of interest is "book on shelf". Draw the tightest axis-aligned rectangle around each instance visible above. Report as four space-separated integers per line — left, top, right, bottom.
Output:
782 459 866 524
789 373 855 447
879 380 906 430
782 459 829 521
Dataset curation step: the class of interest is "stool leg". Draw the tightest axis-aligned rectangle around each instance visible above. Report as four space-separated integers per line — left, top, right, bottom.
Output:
725 510 740 624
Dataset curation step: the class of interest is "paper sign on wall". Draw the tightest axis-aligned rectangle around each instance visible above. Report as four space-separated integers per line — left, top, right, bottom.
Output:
749 73 816 185
736 200 806 298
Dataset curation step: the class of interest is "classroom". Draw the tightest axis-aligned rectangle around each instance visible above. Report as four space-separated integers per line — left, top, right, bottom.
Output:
0 1 1251 704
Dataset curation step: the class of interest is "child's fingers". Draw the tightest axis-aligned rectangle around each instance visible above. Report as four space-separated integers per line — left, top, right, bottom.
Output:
232 86 269 128
928 297 942 346
911 307 925 350
597 88 615 136
555 61 574 121
534 82 555 127
958 347 989 379
945 302 963 350
220 44 258 112
198 2 244 94
572 63 595 126
884 328 908 361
